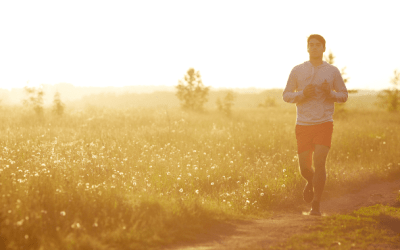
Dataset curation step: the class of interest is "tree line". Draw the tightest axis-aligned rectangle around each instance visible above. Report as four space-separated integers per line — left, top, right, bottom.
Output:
177 52 400 113
2 51 398 116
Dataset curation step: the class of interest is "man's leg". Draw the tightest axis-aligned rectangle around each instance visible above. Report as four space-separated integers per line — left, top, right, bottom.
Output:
298 149 314 183
298 149 314 203
312 144 330 202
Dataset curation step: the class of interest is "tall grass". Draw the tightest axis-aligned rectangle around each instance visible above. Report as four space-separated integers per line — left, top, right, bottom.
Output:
0 97 399 249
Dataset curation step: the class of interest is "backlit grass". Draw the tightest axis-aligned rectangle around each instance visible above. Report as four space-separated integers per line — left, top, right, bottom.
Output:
0 95 399 249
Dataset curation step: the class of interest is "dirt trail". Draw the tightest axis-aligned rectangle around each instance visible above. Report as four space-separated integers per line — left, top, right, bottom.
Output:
168 179 400 250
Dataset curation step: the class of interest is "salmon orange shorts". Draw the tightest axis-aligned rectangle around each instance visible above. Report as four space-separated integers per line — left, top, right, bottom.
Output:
295 122 333 154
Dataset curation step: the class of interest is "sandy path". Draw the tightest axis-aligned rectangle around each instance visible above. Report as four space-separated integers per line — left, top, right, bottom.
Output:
167 178 400 250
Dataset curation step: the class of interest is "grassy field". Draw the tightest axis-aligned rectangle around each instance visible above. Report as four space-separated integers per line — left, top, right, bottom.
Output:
0 93 399 249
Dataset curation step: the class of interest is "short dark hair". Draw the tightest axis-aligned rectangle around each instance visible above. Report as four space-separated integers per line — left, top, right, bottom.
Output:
307 34 326 48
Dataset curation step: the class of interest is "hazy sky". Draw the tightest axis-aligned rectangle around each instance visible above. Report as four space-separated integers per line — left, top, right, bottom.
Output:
0 0 399 91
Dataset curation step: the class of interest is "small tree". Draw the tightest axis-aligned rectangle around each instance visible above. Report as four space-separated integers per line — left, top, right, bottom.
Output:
23 86 44 116
52 91 65 116
176 68 210 111
377 69 400 112
324 50 353 115
216 90 235 116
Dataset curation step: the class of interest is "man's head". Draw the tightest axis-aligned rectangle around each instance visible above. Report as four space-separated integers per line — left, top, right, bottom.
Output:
307 34 326 48
307 34 326 59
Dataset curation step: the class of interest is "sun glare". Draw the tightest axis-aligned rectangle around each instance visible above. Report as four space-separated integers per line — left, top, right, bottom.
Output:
0 1 399 91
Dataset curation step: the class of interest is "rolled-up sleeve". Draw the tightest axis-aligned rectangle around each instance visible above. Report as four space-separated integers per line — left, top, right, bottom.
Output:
283 68 305 103
329 68 348 103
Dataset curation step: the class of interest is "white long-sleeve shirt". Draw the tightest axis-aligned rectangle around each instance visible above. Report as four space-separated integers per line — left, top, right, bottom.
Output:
283 61 348 125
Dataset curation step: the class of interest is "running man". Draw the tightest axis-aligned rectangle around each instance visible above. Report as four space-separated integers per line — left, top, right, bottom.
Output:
282 34 348 216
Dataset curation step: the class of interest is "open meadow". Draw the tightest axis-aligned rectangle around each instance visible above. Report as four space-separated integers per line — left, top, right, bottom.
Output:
0 91 399 249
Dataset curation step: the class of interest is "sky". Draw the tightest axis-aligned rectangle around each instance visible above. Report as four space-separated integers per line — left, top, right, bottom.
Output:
0 0 399 91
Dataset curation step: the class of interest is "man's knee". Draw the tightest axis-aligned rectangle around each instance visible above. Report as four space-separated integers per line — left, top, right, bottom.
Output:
313 159 326 168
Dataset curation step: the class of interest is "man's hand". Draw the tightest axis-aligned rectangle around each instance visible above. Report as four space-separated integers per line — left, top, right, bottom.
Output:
321 79 331 96
303 84 316 98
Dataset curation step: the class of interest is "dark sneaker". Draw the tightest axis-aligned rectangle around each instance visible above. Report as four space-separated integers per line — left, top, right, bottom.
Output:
309 200 321 216
303 183 314 203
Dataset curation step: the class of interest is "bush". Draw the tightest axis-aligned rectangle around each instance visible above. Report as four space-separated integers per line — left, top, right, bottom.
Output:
376 69 400 112
52 92 65 116
23 86 44 116
216 91 235 116
258 96 277 108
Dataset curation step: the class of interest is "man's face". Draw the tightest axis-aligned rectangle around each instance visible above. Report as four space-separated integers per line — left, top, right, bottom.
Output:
307 38 325 58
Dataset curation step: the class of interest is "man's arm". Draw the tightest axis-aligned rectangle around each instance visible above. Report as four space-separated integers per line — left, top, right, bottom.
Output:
328 68 348 103
282 68 306 103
